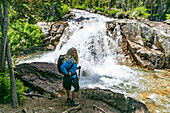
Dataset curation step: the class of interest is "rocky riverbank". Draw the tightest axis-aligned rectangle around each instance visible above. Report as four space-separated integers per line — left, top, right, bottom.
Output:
13 62 150 113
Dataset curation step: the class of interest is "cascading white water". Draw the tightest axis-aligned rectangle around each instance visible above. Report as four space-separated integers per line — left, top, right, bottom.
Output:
20 9 140 94
18 9 169 113
113 22 122 48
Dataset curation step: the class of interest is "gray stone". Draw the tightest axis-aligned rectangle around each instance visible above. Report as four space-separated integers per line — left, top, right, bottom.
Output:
78 89 150 112
15 62 63 94
106 19 169 69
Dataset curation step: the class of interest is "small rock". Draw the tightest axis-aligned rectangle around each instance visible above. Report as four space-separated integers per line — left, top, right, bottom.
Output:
22 109 27 113
49 107 53 110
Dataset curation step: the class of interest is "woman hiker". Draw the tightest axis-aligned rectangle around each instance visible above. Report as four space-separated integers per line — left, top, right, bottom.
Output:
61 47 81 106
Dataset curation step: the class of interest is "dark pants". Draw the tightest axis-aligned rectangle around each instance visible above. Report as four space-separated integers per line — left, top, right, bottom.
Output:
63 76 79 92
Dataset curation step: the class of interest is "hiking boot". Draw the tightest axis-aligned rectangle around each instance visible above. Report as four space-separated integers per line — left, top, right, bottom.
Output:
69 100 79 106
66 98 71 103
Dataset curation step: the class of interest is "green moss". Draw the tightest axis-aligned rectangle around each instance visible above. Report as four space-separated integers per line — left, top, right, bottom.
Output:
142 37 146 42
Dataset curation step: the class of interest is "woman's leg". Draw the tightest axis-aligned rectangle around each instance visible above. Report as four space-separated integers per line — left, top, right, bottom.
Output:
69 78 79 106
66 90 71 98
71 78 79 100
63 76 72 102
72 91 78 100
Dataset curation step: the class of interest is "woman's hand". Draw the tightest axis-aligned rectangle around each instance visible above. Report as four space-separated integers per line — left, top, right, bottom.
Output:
77 66 81 69
68 72 71 76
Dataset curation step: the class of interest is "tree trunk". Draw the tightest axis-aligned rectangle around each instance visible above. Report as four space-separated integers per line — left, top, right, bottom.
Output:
121 0 127 11
6 39 18 108
70 0 73 7
50 0 56 18
0 0 18 108
150 0 153 20
0 1 2 29
0 0 8 73
138 0 140 5
63 0 68 4
153 0 158 21
125 0 127 10
89 0 92 8
158 0 162 21
110 0 113 7
162 1 169 20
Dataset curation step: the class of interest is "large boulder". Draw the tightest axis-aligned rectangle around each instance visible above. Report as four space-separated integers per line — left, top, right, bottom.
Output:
36 22 53 38
106 19 170 69
78 89 150 113
163 19 170 25
15 62 63 95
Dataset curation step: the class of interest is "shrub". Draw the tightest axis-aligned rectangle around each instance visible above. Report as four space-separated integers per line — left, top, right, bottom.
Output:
108 9 121 16
0 72 28 104
166 14 170 20
75 4 87 10
133 6 150 18
60 4 70 17
8 22 44 55
94 7 106 13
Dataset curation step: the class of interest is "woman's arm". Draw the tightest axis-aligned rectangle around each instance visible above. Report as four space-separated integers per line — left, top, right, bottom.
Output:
61 60 72 75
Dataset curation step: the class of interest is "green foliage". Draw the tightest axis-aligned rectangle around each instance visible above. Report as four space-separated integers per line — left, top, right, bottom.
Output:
47 16 55 22
5 0 169 22
8 0 69 23
75 4 87 10
94 7 106 13
133 6 150 18
119 11 128 15
60 4 70 17
107 9 121 16
166 14 170 20
142 37 146 42
0 72 28 104
8 22 44 55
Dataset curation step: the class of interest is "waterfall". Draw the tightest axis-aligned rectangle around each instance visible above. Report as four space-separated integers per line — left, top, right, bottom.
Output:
17 9 169 112
113 22 122 48
20 9 140 94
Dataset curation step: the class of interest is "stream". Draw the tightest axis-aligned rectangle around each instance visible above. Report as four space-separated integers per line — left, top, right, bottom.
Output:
17 9 169 113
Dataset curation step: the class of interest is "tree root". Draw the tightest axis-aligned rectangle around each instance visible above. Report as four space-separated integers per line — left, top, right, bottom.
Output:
93 104 106 113
23 93 53 100
62 105 82 113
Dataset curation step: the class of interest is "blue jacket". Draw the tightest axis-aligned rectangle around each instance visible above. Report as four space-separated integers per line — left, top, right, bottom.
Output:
61 59 77 78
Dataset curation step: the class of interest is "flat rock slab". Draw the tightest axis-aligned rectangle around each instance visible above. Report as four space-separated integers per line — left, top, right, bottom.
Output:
15 62 63 94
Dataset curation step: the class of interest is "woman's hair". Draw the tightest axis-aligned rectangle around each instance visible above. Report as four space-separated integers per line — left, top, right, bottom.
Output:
64 47 79 64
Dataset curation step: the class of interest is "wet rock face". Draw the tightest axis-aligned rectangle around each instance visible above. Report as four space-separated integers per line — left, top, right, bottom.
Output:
37 21 69 51
163 19 170 25
15 62 63 94
106 19 170 69
62 12 76 20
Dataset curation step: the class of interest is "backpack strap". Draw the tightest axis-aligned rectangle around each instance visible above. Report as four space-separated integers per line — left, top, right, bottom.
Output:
67 62 77 77
67 62 74 72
